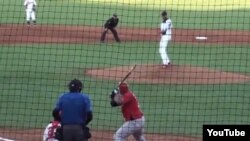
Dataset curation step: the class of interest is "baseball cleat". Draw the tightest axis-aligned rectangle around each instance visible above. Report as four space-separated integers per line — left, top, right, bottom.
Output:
162 65 168 69
162 62 171 68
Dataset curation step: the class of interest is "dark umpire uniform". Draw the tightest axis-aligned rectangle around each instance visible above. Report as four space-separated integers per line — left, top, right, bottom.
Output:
55 79 93 141
100 13 121 43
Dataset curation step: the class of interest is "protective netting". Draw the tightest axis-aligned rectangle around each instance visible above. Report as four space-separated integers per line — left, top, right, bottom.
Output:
0 0 250 141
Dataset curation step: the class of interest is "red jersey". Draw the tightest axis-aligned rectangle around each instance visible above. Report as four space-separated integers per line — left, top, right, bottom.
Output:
121 91 143 121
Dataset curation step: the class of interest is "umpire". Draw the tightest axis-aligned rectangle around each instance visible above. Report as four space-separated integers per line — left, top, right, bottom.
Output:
55 79 93 141
100 13 121 43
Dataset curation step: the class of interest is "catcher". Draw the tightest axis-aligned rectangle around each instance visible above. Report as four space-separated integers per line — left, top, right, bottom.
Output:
43 109 61 141
100 13 121 43
110 82 146 141
43 108 91 141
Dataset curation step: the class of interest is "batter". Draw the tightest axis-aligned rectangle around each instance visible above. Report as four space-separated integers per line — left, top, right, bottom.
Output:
110 82 146 141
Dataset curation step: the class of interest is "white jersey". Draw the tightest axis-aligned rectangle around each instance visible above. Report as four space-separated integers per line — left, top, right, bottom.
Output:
43 121 61 141
161 18 173 37
24 0 37 10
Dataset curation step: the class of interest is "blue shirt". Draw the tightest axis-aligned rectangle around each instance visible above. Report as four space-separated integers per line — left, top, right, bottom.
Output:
55 92 92 125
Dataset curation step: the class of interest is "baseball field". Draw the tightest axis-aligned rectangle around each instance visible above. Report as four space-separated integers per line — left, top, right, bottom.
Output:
0 0 250 141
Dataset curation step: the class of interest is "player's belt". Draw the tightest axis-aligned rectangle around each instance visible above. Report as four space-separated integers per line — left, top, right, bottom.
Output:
128 114 143 121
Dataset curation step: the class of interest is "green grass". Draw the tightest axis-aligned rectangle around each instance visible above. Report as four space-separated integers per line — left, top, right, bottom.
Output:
81 0 250 10
1 0 250 29
0 43 250 135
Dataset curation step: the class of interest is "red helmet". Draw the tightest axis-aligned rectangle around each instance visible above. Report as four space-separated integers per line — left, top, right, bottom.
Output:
119 82 129 94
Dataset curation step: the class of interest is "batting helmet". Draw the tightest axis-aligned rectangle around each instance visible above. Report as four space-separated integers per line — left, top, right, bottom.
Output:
161 10 167 16
119 82 129 94
68 79 83 92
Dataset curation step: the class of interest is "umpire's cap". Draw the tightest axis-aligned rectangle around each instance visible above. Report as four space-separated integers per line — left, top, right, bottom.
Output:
161 10 167 16
68 79 83 92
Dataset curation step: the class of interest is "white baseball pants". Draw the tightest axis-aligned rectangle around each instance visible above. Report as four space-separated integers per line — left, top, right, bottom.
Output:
159 35 171 65
114 116 146 141
26 9 36 21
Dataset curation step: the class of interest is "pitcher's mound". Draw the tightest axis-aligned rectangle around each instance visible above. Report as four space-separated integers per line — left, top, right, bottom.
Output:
86 64 250 84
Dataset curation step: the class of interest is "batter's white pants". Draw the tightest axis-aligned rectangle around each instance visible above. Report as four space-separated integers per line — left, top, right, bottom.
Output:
26 9 36 22
114 116 146 141
159 35 171 65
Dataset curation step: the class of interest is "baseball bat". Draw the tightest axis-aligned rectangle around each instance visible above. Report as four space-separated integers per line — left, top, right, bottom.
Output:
111 65 136 97
119 64 137 84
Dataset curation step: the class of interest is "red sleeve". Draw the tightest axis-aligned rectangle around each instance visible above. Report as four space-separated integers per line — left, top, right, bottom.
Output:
122 93 132 104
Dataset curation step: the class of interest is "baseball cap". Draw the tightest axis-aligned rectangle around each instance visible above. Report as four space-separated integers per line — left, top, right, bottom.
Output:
161 10 167 16
113 13 118 17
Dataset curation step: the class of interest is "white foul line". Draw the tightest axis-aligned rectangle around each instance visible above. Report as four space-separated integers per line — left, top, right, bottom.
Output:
0 137 16 141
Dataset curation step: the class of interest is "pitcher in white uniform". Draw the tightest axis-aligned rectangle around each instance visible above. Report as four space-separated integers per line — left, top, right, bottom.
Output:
159 10 173 68
24 0 37 25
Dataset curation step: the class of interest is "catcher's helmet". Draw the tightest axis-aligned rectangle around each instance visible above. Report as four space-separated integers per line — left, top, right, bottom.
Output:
68 79 83 92
119 82 129 94
161 10 167 16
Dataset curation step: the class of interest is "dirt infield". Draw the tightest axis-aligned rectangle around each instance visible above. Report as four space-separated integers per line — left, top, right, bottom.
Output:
0 128 201 141
0 24 250 44
0 24 249 140
86 64 250 84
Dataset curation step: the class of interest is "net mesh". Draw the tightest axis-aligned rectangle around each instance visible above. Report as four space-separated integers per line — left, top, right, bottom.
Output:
0 0 250 141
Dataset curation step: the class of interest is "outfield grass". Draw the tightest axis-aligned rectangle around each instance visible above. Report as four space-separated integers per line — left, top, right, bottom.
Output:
84 0 250 10
1 0 250 29
0 43 249 135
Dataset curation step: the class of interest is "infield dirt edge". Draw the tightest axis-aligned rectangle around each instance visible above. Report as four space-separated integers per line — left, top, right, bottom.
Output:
86 64 250 84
